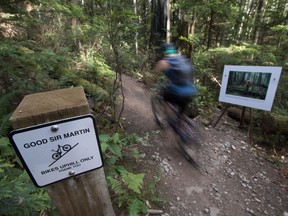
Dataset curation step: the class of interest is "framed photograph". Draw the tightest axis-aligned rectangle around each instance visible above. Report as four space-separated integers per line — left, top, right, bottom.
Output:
219 65 282 111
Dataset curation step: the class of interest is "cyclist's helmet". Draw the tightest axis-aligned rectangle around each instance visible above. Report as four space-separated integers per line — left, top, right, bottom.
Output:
161 43 178 55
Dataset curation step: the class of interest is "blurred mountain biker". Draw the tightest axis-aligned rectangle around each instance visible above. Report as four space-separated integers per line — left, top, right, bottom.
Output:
153 42 197 114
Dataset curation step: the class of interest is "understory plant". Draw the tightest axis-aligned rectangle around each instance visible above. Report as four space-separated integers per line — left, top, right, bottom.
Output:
0 170 53 216
0 124 53 216
99 132 161 216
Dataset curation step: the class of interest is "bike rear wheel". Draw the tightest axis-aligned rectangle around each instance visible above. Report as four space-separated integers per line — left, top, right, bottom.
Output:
176 117 202 164
179 117 201 145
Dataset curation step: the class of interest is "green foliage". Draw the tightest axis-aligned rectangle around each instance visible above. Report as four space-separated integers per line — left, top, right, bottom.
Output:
0 92 16 116
99 133 156 215
0 42 61 97
107 168 147 216
107 169 145 202
99 132 147 165
100 133 123 165
122 171 145 194
202 44 278 68
179 34 201 48
0 171 52 216
0 93 15 138
128 198 147 216
0 137 14 163
188 83 217 122
81 54 115 99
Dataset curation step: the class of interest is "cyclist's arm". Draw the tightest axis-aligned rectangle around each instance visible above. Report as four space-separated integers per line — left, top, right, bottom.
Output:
153 59 170 73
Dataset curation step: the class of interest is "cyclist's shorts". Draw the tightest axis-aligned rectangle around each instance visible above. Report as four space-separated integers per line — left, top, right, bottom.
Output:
163 90 191 113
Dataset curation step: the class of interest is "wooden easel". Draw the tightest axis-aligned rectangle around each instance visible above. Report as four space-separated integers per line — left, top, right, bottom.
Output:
213 104 254 145
212 105 229 128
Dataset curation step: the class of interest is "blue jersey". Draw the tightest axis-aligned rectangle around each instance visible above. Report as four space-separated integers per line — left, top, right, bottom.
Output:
165 56 197 96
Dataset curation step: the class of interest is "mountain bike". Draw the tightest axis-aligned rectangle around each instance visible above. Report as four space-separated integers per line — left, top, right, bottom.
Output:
151 83 201 164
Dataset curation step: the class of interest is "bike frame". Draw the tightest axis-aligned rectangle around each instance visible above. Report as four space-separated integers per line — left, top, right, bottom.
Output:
151 86 201 164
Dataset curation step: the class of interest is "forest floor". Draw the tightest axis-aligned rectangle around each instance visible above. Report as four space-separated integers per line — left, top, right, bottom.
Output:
117 75 288 216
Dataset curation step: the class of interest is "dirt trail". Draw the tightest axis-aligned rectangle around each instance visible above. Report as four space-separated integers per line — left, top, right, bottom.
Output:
119 75 288 216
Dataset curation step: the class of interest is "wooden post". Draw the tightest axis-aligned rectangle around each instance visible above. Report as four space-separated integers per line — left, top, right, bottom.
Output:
9 87 115 216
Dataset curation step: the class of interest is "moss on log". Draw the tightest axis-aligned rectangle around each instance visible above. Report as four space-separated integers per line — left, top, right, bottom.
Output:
74 77 108 99
259 113 288 135
226 107 288 136
227 107 251 124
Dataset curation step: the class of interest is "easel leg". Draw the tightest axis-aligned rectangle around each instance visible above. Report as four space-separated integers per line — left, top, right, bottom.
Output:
213 105 229 128
239 106 246 128
248 108 253 145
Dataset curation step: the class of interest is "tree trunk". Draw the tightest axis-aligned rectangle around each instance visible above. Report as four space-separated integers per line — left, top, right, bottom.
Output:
206 9 214 50
133 0 139 55
166 0 171 43
150 0 166 44
253 0 265 44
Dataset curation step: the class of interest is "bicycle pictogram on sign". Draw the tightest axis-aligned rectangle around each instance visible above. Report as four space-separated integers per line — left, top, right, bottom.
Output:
49 143 78 167
52 144 72 160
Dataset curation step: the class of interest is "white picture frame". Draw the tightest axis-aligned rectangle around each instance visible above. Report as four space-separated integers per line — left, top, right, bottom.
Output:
219 65 282 111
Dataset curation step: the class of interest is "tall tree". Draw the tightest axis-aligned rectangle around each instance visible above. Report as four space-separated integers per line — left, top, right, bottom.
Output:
166 0 171 42
150 0 166 44
133 0 139 54
253 0 266 44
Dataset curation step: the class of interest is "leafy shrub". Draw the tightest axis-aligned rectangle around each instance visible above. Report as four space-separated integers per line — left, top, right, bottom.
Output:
99 133 161 216
187 83 217 123
0 42 62 98
0 170 52 216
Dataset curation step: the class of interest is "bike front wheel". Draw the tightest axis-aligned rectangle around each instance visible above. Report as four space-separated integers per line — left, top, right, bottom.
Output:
63 144 72 151
151 95 169 129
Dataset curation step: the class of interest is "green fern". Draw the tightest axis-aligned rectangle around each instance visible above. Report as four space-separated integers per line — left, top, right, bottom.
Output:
106 166 147 214
107 175 126 196
0 113 12 138
128 198 147 216
121 172 145 194
0 160 13 173
0 171 52 216
100 133 160 215
0 92 16 137
107 175 127 207
0 137 15 161
0 94 9 116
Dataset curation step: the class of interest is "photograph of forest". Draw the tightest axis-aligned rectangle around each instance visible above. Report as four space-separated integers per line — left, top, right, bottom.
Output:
226 71 271 100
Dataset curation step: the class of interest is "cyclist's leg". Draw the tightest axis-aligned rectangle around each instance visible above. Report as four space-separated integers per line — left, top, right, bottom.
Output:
172 95 195 139
163 88 175 105
177 95 192 114
162 91 182 129
163 89 178 116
